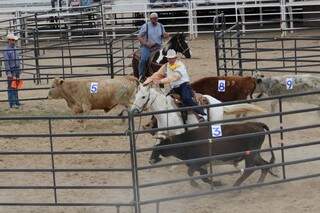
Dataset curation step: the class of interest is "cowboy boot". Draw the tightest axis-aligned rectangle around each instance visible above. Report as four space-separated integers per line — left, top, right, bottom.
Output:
194 112 205 123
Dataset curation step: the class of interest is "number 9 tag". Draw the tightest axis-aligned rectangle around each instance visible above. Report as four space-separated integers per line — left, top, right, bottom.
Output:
211 124 222 138
218 80 225 92
286 78 294 90
90 82 98 94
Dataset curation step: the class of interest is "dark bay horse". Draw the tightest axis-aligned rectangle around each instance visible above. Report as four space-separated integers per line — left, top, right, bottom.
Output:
132 33 191 79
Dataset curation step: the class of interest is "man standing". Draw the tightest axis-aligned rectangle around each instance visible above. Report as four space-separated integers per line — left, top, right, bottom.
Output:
144 49 206 122
4 33 21 109
137 12 169 81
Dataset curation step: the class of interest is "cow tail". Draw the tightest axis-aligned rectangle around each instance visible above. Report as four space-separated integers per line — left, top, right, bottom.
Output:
260 123 278 177
260 123 275 164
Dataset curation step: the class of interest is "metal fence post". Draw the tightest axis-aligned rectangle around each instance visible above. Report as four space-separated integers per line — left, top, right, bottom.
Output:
48 118 58 204
294 39 297 75
207 105 215 191
279 98 284 140
109 40 114 78
128 111 141 213
213 16 220 76
278 96 286 180
122 39 125 75
237 22 243 76
33 29 40 85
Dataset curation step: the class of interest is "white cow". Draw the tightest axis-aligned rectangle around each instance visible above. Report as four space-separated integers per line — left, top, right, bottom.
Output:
255 74 320 112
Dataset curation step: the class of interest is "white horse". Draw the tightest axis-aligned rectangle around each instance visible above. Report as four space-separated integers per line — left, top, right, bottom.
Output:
131 84 266 136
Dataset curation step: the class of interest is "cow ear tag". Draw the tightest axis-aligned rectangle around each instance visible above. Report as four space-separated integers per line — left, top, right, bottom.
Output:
90 82 99 94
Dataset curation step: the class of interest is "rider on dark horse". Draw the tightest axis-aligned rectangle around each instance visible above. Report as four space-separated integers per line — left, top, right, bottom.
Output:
137 12 170 81
144 49 206 122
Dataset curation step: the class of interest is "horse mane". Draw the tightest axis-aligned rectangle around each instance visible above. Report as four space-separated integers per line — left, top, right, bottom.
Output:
151 87 178 109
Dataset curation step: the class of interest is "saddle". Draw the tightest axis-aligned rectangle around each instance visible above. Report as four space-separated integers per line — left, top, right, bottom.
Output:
133 49 163 79
169 92 209 123
142 91 208 132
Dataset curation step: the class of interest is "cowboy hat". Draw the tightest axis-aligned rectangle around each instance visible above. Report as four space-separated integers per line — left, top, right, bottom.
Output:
166 49 177 59
7 33 18 41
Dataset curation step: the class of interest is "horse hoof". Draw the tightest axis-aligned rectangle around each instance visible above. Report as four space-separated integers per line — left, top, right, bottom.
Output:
149 158 161 165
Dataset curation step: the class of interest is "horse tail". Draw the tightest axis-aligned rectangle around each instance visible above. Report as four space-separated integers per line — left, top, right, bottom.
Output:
223 104 267 115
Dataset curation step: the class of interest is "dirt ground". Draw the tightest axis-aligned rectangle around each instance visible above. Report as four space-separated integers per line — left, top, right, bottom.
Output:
0 33 319 213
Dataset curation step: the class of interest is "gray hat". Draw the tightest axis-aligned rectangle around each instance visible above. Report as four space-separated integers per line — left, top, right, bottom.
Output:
149 12 158 18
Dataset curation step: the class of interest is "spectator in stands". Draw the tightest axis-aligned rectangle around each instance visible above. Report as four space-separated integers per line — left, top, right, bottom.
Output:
51 0 63 10
137 12 170 81
3 33 21 109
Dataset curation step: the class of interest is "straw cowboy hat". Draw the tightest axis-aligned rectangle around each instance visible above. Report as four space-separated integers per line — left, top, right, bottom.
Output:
7 33 18 41
166 49 177 59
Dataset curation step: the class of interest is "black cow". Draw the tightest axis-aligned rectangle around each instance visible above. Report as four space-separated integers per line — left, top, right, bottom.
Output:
151 122 277 187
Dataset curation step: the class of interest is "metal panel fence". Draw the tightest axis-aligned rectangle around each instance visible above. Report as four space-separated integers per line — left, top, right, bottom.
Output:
0 12 138 103
214 13 320 76
3 1 320 38
0 89 319 212
105 0 320 37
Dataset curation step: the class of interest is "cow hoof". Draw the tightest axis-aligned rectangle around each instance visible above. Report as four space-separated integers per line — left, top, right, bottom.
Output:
211 180 225 187
149 157 162 165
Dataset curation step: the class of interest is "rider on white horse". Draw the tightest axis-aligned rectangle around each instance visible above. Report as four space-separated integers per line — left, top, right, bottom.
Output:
143 49 206 122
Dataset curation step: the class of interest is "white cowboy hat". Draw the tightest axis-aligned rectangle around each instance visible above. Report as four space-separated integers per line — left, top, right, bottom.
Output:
7 33 18 41
166 49 177 59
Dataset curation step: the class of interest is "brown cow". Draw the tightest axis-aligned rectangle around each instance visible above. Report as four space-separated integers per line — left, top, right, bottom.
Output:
48 76 139 114
191 76 256 101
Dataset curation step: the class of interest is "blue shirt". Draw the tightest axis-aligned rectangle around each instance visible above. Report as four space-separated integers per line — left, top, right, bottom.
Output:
138 22 165 46
3 44 21 76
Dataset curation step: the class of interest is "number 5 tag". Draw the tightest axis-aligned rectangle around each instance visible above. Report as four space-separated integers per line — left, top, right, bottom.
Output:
218 80 225 92
286 78 294 90
90 82 98 93
211 125 222 138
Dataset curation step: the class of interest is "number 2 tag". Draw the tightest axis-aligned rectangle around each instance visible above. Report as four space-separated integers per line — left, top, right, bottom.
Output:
211 125 222 138
286 78 294 90
90 82 98 93
218 80 225 92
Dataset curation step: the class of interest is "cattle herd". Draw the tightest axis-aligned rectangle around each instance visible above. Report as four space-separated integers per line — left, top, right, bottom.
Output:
48 73 320 187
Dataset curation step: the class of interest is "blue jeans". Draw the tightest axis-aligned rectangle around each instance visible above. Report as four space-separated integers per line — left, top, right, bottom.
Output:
171 82 206 115
7 78 20 108
138 46 151 79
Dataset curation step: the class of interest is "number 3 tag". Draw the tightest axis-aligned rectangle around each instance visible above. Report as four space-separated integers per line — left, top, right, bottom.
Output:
90 82 98 93
211 125 222 138
286 78 294 90
218 80 225 92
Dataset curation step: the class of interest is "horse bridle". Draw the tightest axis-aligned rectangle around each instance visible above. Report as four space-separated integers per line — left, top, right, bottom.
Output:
176 36 190 55
133 88 157 113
